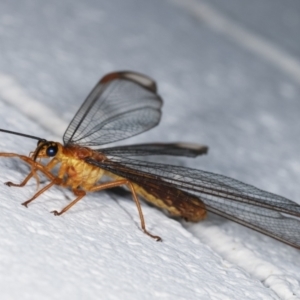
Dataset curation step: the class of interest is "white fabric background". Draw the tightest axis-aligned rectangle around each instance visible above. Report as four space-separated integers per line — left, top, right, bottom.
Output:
0 1 300 299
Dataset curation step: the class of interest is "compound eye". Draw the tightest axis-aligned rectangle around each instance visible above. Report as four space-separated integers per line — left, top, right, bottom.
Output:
46 145 58 157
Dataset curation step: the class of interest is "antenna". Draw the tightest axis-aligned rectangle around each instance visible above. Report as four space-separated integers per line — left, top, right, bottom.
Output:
0 129 43 141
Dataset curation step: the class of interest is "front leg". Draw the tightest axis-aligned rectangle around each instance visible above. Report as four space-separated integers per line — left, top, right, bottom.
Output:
17 157 64 207
5 169 39 188
1 153 59 189
0 153 63 206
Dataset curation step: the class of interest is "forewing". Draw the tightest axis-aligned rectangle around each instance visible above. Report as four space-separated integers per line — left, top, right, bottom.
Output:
86 156 300 248
63 71 163 146
100 143 208 157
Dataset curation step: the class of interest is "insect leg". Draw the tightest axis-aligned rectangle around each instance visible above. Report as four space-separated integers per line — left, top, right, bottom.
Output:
91 180 162 241
0 153 59 190
22 177 62 207
0 153 35 186
0 153 63 206
89 180 161 240
51 189 86 216
20 163 63 206
5 169 38 188
51 179 162 241
121 180 162 242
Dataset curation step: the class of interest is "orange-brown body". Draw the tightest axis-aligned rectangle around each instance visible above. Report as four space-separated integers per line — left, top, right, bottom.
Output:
0 141 206 240
41 143 206 222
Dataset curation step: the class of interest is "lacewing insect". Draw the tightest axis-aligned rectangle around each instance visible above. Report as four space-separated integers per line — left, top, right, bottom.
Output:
0 71 300 247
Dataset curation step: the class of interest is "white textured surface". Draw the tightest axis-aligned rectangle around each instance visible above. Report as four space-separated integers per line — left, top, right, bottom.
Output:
0 0 300 299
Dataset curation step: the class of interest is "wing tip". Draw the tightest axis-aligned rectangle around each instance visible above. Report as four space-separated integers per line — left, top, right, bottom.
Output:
100 71 158 93
174 142 209 156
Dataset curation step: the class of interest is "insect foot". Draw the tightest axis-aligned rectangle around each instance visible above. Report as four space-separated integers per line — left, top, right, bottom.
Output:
143 230 162 242
21 201 29 208
51 210 62 216
154 236 162 242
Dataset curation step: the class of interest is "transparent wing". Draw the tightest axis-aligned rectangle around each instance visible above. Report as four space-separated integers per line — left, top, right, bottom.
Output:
86 156 300 249
100 143 208 157
63 71 163 147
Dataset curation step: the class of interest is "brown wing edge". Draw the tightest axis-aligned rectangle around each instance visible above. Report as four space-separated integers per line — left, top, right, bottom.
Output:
100 143 209 158
100 71 158 93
